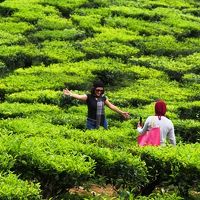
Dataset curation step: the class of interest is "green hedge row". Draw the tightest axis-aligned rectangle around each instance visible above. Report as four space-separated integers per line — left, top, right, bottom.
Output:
0 30 27 46
3 135 95 197
0 101 198 143
32 29 85 42
0 173 41 199
0 102 62 119
0 0 199 199
174 119 200 143
0 62 93 93
122 192 183 200
176 101 200 120
105 16 175 36
134 35 200 57
141 0 192 9
0 133 147 197
130 55 193 82
36 16 73 30
0 44 41 70
5 90 63 105
130 144 200 197
0 0 59 23
45 138 148 192
0 57 170 95
109 79 194 106
109 5 163 22
0 20 34 34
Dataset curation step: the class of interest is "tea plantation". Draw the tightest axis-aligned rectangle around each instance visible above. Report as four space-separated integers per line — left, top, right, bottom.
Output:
0 0 199 199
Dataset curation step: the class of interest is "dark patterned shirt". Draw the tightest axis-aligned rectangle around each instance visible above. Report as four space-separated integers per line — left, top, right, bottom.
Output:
86 94 107 124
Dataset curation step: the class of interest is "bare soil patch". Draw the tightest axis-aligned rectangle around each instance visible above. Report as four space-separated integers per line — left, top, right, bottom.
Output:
69 184 118 198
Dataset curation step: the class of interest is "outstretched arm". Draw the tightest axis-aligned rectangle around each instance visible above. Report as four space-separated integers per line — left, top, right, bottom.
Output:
63 88 87 101
105 99 129 119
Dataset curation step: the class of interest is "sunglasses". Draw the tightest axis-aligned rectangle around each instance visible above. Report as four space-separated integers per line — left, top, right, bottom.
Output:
95 89 104 93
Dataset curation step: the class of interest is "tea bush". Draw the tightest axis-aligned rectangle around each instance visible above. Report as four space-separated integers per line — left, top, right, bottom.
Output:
0 0 200 199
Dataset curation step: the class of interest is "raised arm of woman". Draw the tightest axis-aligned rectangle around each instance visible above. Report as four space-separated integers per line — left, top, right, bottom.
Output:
63 88 87 101
105 99 129 119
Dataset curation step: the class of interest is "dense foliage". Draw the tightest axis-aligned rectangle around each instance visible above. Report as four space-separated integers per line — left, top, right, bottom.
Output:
0 0 199 199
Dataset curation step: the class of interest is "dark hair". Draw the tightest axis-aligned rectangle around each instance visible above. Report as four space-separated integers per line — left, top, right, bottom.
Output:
91 80 104 95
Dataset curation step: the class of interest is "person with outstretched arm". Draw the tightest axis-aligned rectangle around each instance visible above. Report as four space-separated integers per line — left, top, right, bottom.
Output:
63 80 130 130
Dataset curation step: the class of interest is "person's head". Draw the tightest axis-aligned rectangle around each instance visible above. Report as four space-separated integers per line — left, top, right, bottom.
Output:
155 100 167 117
91 80 104 97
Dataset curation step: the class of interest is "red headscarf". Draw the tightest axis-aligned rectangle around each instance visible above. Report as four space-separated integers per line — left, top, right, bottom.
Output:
155 100 167 119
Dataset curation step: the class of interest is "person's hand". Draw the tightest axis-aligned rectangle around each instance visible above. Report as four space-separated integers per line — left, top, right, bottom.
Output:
137 122 143 128
63 88 72 96
121 112 130 119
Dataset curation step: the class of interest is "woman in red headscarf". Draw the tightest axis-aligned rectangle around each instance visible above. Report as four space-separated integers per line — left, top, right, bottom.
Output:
137 100 176 146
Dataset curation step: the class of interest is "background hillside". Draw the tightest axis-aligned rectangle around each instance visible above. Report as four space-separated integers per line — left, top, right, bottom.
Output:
0 0 199 199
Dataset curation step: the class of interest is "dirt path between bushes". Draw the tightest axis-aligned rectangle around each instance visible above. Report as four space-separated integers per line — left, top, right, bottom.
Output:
69 184 118 198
